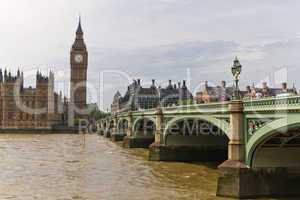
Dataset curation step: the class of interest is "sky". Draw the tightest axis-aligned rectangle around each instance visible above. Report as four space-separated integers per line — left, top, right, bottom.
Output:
1 0 300 110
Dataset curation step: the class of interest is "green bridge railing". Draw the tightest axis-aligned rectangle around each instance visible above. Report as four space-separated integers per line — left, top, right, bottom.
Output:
243 95 300 112
116 95 300 117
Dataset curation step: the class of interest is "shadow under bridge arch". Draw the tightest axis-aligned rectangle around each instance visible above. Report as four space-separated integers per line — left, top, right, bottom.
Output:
133 117 156 137
117 119 128 135
163 115 230 146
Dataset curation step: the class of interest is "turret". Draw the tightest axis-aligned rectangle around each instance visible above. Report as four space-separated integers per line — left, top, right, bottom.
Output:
49 70 54 86
151 79 156 89
36 70 40 80
182 80 187 89
178 82 181 89
4 69 7 81
167 80 173 89
0 69 3 83
36 71 49 85
20 71 24 89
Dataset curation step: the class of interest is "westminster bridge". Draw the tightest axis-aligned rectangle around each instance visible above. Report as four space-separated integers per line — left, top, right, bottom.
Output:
99 96 300 198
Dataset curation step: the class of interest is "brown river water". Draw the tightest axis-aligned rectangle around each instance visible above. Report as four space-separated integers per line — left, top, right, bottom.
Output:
0 134 294 200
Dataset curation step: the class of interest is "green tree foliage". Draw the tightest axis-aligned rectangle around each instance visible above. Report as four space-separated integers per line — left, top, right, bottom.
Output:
89 109 110 120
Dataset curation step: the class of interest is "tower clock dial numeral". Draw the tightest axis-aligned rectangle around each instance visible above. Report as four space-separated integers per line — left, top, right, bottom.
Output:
74 54 83 63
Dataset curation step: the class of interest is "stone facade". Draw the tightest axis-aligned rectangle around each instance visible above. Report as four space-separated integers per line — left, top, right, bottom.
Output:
243 82 297 99
0 70 66 129
195 81 297 103
111 79 193 114
195 81 234 103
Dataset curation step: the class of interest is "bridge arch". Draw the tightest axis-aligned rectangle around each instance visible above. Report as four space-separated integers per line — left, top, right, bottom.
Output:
163 115 230 145
117 118 128 129
103 121 107 129
117 118 128 134
108 119 115 130
246 115 300 168
133 117 156 137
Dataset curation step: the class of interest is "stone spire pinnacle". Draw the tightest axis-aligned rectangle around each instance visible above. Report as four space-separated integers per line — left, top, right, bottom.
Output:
76 15 83 35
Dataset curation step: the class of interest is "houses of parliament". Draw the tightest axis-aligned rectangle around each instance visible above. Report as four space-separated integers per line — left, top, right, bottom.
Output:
0 19 88 130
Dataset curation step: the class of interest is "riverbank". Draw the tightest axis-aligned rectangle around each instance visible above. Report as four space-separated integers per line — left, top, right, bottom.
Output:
0 126 79 134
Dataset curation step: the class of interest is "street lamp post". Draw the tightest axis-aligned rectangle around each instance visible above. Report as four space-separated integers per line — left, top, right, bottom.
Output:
231 57 242 100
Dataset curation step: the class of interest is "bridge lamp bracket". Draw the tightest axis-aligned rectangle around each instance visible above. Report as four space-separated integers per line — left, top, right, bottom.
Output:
231 57 242 100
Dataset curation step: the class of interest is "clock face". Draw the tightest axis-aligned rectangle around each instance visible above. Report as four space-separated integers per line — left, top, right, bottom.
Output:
74 54 83 63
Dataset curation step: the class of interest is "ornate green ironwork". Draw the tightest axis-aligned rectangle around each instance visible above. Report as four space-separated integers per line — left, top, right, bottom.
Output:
247 118 272 137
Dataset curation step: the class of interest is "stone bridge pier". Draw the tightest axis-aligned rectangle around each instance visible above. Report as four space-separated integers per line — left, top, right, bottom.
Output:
123 112 155 148
149 106 229 162
217 100 300 198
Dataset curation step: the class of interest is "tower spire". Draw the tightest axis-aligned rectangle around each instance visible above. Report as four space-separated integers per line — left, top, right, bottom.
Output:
76 15 83 35
73 16 86 49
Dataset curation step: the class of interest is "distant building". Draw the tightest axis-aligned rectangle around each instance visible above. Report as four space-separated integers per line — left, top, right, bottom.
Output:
195 81 297 103
160 80 193 106
111 79 193 114
0 70 66 129
243 82 297 99
195 81 235 103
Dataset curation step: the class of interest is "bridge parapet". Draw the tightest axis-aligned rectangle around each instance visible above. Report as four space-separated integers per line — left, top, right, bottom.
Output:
244 95 300 112
117 102 230 118
115 96 300 118
162 102 229 114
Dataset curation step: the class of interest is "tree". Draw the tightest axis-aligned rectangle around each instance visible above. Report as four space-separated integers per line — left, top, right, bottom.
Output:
89 109 110 120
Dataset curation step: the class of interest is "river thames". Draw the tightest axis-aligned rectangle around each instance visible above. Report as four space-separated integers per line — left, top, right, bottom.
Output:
0 134 294 200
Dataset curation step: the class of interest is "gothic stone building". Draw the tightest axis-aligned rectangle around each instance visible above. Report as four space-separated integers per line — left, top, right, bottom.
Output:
0 18 89 129
0 70 66 129
111 79 193 114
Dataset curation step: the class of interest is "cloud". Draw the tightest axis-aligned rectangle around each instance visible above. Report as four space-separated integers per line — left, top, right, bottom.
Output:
1 0 300 109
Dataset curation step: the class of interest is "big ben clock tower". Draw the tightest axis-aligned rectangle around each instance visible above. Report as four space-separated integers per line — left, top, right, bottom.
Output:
69 17 88 125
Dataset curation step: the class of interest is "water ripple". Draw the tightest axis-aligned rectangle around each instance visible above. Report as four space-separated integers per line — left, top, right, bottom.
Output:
0 134 236 200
